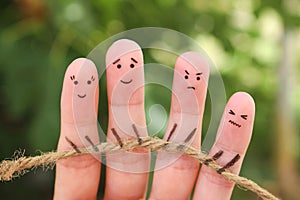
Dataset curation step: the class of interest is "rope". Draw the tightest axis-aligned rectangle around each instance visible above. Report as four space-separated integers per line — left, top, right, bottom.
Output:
0 136 280 200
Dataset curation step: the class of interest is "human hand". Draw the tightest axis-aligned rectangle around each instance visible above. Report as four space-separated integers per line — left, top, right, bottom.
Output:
53 39 255 200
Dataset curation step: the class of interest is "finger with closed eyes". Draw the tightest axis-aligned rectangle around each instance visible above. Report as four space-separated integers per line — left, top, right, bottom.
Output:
193 92 255 200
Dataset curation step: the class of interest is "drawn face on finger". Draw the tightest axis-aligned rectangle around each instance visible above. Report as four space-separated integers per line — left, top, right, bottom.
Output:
61 58 99 123
228 109 248 128
216 92 255 151
222 92 255 131
172 51 210 114
106 39 144 105
70 74 96 99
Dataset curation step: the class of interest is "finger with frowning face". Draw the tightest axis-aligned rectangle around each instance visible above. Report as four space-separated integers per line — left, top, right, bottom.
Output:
168 51 210 147
171 51 210 116
149 52 209 200
193 92 255 200
104 39 149 200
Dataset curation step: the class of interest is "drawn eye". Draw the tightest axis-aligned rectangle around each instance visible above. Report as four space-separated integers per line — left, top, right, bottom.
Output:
241 115 248 120
74 80 78 85
196 77 200 81
130 64 135 68
117 64 121 69
229 110 235 115
87 80 91 85
184 70 189 79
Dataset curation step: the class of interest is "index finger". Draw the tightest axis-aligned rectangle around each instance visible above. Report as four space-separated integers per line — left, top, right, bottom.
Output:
54 58 100 199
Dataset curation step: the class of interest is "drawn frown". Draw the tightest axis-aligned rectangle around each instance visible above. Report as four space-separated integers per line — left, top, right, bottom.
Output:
70 75 95 98
184 69 202 90
228 109 248 128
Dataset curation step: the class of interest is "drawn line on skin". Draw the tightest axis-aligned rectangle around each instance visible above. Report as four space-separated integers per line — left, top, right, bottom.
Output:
132 124 142 145
120 79 133 84
204 150 224 166
241 115 248 120
229 120 241 128
65 136 81 153
131 57 138 63
113 59 120 64
167 123 177 142
187 86 195 90
212 150 224 160
85 136 99 152
184 128 197 143
77 94 87 98
217 154 241 174
111 128 123 147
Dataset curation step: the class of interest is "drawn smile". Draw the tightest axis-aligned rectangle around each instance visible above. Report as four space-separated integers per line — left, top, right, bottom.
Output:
77 94 86 98
187 86 195 90
229 120 241 128
120 79 133 84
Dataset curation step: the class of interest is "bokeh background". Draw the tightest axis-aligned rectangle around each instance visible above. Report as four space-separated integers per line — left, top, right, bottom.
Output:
1 0 300 199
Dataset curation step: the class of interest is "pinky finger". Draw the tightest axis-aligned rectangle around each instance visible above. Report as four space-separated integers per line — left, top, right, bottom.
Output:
193 92 255 200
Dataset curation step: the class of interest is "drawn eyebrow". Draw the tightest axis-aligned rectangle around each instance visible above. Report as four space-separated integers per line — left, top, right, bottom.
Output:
185 70 189 75
196 72 203 75
131 57 138 63
113 59 120 64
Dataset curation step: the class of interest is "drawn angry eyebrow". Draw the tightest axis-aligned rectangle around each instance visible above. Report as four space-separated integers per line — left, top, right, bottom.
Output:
131 57 138 63
196 72 203 75
185 70 189 75
113 59 120 64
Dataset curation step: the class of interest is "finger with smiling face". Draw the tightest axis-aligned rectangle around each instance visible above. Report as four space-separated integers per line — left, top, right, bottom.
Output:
104 39 149 200
193 92 255 200
150 52 210 199
54 58 100 199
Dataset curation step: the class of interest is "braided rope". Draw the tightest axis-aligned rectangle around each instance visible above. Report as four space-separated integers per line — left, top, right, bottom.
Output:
0 137 280 200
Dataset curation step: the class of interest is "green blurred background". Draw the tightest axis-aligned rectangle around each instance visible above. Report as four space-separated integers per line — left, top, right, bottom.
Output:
1 0 300 199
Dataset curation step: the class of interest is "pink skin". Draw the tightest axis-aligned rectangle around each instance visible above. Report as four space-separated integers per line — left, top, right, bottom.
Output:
193 92 255 200
54 58 100 200
150 52 210 199
104 39 149 200
54 55 255 200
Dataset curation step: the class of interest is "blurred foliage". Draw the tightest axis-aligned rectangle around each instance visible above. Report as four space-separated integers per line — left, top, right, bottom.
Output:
1 0 300 199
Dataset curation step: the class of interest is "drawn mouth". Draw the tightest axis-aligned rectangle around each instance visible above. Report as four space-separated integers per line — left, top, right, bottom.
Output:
120 79 133 84
77 94 86 98
229 120 241 128
187 86 195 90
